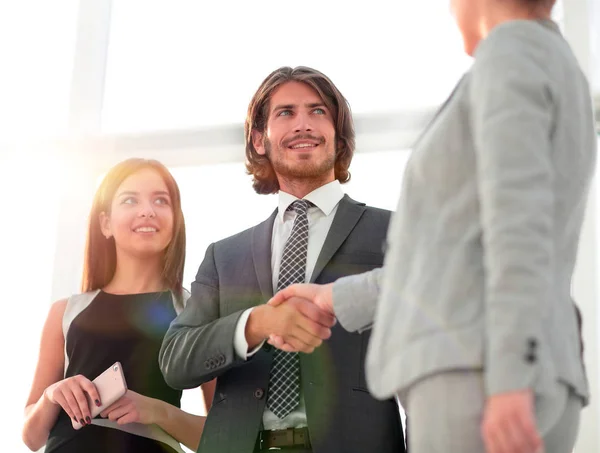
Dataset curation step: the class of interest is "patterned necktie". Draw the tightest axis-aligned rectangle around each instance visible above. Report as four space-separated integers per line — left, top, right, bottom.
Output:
266 199 312 419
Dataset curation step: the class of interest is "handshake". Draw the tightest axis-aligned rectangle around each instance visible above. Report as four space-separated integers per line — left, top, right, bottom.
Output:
246 283 337 354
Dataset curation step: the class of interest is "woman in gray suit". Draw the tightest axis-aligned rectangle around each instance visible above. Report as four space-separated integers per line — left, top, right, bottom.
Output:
269 0 596 452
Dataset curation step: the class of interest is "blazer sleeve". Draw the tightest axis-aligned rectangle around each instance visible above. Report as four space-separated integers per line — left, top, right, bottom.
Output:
469 41 555 396
333 267 382 333
159 243 248 389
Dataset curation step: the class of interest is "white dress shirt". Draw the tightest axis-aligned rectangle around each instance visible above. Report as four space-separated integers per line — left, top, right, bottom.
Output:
233 180 344 430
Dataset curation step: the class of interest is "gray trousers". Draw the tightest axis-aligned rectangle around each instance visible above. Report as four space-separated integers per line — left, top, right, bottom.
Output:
403 371 581 453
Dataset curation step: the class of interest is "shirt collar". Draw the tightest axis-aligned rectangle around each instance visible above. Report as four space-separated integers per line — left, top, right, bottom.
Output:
277 180 344 222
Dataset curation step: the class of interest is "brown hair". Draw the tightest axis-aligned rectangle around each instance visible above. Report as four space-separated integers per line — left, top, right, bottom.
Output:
245 66 355 194
521 0 556 11
81 158 186 299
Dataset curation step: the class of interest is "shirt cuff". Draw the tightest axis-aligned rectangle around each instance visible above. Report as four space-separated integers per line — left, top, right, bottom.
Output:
234 307 265 360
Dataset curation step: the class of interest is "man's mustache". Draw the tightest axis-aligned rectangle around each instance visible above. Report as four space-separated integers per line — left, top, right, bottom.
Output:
282 134 326 147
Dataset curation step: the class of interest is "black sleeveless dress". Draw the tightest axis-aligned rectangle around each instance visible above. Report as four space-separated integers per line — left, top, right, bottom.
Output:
46 290 183 453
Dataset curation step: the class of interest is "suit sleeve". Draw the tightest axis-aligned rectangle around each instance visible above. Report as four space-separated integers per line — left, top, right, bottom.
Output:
333 267 382 333
159 243 249 389
469 42 555 396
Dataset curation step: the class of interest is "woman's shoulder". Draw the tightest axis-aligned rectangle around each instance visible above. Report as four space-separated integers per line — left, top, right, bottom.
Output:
474 19 564 64
61 290 102 335
48 292 95 321
469 19 575 93
46 298 69 324
50 297 68 311
62 290 102 312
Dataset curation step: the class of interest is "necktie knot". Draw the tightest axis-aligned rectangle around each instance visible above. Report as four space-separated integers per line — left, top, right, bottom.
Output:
287 199 313 216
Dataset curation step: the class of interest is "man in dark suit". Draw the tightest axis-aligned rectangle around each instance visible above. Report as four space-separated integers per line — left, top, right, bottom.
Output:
159 66 405 453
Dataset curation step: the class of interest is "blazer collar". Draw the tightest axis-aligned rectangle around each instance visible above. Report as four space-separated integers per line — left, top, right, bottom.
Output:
252 209 278 300
311 194 365 283
251 195 366 299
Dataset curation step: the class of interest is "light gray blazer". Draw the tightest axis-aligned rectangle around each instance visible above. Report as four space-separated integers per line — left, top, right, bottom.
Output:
334 19 595 404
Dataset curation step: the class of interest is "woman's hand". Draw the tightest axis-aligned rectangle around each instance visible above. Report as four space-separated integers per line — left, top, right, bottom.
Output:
482 389 542 453
44 375 101 427
100 390 161 425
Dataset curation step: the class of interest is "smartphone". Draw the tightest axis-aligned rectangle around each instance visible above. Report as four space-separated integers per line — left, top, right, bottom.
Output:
71 361 128 430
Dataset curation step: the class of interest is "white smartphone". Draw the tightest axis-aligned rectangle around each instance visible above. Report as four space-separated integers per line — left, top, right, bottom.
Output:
71 361 128 430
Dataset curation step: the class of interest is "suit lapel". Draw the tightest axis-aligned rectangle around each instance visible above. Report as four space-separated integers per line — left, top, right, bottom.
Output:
252 209 277 300
310 195 366 283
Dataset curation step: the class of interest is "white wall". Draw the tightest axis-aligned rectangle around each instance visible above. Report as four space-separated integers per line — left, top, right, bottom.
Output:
563 0 599 451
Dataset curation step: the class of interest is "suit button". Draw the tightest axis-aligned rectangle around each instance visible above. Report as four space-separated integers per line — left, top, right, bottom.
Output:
528 338 538 349
254 388 265 399
525 352 537 364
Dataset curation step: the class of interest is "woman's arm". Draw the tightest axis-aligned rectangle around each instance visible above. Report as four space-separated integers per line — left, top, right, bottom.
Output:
157 379 215 450
470 42 554 395
101 390 206 452
22 300 67 451
469 28 556 453
153 401 206 452
201 379 216 413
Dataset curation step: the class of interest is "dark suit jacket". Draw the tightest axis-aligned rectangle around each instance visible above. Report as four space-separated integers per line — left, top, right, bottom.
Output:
159 195 405 453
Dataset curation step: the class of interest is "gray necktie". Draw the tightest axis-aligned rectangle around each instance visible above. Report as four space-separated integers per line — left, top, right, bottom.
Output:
266 199 312 419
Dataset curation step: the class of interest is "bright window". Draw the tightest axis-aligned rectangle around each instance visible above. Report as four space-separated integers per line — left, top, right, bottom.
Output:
1 152 66 452
0 1 79 143
0 1 79 451
591 1 600 93
102 1 472 133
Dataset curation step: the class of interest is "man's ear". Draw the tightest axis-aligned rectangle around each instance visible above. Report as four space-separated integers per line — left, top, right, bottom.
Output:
252 130 266 156
99 212 112 239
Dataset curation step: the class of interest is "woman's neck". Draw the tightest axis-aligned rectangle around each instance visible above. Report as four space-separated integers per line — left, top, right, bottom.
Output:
480 2 552 39
103 253 166 294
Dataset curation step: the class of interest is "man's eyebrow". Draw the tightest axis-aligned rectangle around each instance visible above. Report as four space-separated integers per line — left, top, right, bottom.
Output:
272 103 296 111
271 102 327 112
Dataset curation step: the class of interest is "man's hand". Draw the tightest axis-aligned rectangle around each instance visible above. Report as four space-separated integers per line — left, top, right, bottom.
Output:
245 296 335 353
265 283 336 352
482 389 543 453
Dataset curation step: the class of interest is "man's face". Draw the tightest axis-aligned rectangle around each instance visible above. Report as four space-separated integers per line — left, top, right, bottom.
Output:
253 81 337 184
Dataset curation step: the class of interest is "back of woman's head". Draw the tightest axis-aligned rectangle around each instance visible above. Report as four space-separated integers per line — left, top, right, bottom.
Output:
81 158 185 297
519 0 556 11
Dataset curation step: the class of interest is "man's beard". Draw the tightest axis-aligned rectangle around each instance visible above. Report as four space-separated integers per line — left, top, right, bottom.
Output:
264 135 336 181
